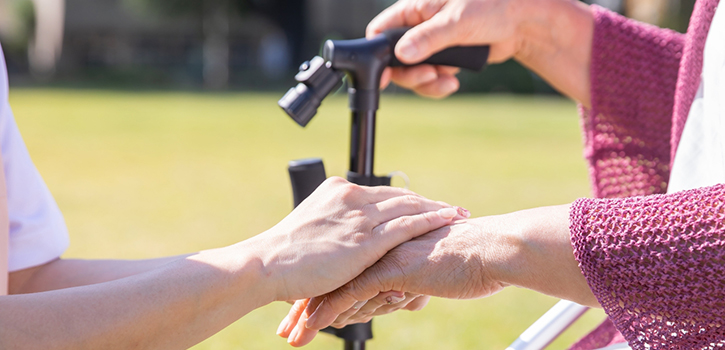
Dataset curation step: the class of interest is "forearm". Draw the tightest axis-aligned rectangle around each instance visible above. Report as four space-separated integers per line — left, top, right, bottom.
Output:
9 255 191 294
485 204 599 307
0 244 271 350
514 0 594 107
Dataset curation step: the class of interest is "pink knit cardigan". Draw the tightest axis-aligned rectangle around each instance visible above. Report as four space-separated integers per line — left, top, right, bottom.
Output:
567 1 722 349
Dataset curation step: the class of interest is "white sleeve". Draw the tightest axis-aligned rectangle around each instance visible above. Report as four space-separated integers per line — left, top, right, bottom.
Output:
0 45 69 272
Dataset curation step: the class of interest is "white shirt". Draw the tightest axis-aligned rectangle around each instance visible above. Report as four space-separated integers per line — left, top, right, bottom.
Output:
0 44 69 272
668 3 725 194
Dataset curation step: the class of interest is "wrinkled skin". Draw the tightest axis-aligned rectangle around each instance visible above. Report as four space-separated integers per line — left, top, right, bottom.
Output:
279 218 511 346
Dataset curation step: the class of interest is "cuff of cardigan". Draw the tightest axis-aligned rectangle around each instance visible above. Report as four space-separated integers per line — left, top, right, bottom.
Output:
569 197 608 309
569 197 631 346
569 184 725 348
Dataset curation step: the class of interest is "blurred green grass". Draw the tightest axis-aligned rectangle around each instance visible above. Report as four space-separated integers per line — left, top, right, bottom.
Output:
9 89 605 349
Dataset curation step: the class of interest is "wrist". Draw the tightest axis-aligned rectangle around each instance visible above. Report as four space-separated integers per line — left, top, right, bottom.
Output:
512 0 594 105
514 0 590 60
234 230 297 303
499 204 599 307
191 242 278 308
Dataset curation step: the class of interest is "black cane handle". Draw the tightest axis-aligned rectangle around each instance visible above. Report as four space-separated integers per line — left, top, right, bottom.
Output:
383 27 490 71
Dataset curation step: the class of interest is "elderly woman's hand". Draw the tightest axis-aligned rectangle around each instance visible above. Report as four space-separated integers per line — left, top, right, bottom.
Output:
278 292 431 340
280 205 599 347
370 0 594 105
369 0 528 98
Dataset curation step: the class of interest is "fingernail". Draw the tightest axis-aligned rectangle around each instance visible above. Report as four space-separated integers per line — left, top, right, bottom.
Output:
288 325 299 344
277 315 289 336
456 206 471 218
438 207 457 219
386 295 406 304
443 79 458 94
398 41 419 60
352 300 367 310
305 312 318 330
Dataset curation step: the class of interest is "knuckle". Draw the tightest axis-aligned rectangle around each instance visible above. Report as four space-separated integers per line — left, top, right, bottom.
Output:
337 282 359 302
358 309 375 318
397 215 417 232
338 183 362 202
424 210 438 224
360 202 378 217
402 195 423 212
351 231 369 245
323 176 346 187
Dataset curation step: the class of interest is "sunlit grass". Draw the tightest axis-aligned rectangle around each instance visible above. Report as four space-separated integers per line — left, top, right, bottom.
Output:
9 89 605 349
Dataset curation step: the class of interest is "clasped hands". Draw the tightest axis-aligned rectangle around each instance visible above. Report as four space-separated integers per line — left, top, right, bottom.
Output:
275 193 596 347
276 210 514 347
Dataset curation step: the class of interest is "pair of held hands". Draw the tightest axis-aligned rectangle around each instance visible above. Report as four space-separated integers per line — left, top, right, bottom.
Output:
268 177 507 347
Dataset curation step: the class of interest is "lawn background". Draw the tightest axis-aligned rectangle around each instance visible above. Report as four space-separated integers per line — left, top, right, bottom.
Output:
9 89 606 349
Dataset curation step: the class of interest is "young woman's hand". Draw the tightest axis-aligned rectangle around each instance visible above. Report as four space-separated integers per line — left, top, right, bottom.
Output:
245 176 467 303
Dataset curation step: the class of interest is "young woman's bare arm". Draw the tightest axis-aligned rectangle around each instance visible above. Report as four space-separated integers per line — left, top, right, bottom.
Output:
0 177 464 349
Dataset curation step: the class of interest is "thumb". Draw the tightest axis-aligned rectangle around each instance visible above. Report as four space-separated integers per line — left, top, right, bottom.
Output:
306 265 394 330
395 11 460 64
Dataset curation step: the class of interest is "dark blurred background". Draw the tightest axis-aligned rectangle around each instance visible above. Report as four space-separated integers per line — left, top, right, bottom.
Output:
0 0 697 93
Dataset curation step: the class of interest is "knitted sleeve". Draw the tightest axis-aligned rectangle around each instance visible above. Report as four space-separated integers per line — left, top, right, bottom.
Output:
581 6 685 199
570 184 725 349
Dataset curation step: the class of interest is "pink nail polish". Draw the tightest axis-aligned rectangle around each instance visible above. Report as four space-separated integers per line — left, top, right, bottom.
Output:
456 206 471 218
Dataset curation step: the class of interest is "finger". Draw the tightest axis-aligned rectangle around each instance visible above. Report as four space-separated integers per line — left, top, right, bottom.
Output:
288 298 323 347
436 65 460 76
366 195 451 226
350 293 419 322
366 0 413 38
346 294 428 325
403 295 431 311
389 65 440 90
359 291 404 315
369 207 458 252
360 183 421 203
306 256 407 330
435 200 471 219
367 0 447 38
331 296 376 325
411 74 460 99
395 8 462 64
333 291 406 327
389 66 459 97
278 299 309 337
341 300 409 326
288 322 319 347
380 68 393 89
